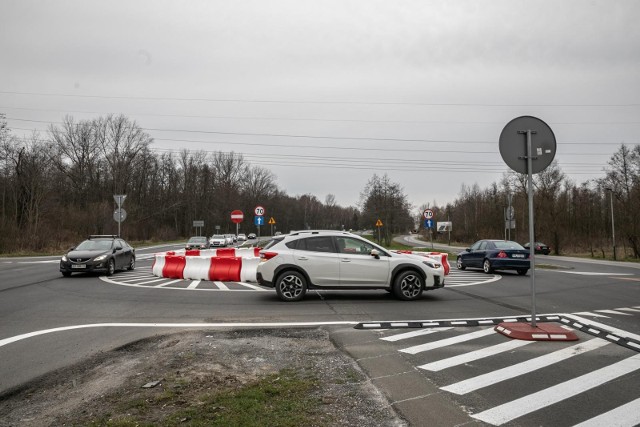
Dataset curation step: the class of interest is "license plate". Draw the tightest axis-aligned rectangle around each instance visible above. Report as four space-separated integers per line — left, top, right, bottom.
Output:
72 264 86 269
512 254 525 258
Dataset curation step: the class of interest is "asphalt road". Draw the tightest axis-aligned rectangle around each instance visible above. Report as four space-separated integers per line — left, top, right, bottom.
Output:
1 238 639 426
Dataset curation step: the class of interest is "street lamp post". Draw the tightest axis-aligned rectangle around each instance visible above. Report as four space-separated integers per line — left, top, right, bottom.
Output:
607 188 617 260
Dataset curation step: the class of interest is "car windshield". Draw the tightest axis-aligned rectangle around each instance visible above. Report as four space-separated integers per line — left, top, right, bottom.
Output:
212 235 224 239
188 237 207 243
75 240 113 251
494 241 525 250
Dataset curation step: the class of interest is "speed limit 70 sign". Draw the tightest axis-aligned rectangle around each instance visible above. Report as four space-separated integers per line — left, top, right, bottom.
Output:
254 206 265 216
423 209 434 219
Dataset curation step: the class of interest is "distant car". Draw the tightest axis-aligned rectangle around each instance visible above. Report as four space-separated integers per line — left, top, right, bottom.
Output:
209 234 227 247
186 236 210 250
274 231 282 236
523 242 551 255
247 233 257 239
457 239 530 275
257 230 445 302
237 233 247 242
60 235 135 277
225 234 235 245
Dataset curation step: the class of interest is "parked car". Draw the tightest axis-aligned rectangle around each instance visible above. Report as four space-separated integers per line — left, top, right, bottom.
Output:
523 242 551 255
186 236 210 250
60 235 135 277
257 230 445 302
225 234 235 245
209 234 227 247
247 233 257 239
237 233 247 242
457 239 530 275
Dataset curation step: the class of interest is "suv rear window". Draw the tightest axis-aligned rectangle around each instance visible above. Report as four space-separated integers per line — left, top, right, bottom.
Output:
262 237 285 250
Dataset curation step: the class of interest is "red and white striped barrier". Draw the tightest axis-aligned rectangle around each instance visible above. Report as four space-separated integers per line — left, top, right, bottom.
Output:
152 247 262 282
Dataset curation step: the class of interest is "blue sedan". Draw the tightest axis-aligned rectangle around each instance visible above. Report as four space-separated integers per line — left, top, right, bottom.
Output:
457 240 530 275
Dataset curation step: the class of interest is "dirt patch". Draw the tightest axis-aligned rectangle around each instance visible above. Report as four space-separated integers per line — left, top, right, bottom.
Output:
0 328 406 426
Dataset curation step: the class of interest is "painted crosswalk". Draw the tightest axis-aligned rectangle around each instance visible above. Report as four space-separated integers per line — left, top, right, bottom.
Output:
376 312 640 426
100 270 269 291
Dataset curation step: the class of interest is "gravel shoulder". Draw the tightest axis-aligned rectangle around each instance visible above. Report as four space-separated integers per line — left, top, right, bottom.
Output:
0 328 407 426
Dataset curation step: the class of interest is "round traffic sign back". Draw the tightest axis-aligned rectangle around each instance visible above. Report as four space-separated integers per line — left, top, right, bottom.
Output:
230 210 244 224
113 208 127 223
499 116 556 174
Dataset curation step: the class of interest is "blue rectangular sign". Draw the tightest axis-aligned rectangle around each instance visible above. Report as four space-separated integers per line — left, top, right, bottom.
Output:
254 216 265 226
424 219 434 229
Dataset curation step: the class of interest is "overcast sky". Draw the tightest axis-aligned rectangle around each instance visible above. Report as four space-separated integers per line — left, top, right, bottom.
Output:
2 0 639 211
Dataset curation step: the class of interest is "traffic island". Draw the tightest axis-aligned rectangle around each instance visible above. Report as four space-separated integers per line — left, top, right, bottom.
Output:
495 322 578 341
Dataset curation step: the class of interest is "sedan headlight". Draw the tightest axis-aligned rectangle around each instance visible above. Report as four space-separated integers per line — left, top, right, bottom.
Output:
422 260 441 269
61 255 68 262
94 254 108 261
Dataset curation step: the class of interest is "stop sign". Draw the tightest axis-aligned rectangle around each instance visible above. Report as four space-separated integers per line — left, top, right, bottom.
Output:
230 210 244 224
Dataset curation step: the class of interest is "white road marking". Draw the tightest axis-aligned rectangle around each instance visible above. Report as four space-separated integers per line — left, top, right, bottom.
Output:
572 311 611 318
595 309 633 316
442 339 609 395
400 328 495 355
471 353 640 426
187 281 200 289
381 328 452 342
572 397 640 427
129 278 167 285
616 307 640 313
563 314 640 342
214 281 229 290
237 282 270 291
155 279 184 287
556 271 633 276
419 339 533 372
0 321 359 348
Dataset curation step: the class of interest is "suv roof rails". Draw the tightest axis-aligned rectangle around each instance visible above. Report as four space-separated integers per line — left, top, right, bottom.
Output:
89 235 118 239
289 230 351 236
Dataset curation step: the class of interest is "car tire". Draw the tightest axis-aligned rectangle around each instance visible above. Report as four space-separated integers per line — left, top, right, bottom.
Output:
275 271 307 302
483 259 494 274
517 268 528 276
62 271 71 277
456 257 466 270
106 259 115 276
127 257 135 271
393 270 424 301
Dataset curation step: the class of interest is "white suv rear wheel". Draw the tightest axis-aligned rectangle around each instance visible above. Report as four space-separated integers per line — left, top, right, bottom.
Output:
275 271 307 302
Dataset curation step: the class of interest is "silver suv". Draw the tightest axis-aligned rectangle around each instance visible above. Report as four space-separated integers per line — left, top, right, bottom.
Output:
257 230 445 302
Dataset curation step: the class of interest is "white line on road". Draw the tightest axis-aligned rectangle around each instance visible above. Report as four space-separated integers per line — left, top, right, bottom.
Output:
400 328 495 355
0 321 359 348
572 311 611 318
471 353 640 426
187 281 200 289
419 339 533 372
442 339 609 395
155 279 184 287
381 328 452 342
595 309 633 316
572 397 640 427
214 281 229 290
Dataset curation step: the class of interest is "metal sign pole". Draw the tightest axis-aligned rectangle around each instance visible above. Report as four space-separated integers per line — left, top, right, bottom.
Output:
521 129 537 327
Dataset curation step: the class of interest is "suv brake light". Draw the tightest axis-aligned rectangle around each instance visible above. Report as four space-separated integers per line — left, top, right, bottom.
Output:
260 251 278 261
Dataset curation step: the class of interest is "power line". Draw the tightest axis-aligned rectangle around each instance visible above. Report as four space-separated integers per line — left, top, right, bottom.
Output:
2 90 639 107
3 105 640 125
5 117 636 146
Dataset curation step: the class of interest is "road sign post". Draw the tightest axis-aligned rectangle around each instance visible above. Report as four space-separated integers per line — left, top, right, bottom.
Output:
113 195 127 237
500 116 556 328
375 219 383 244
268 217 276 236
231 210 244 238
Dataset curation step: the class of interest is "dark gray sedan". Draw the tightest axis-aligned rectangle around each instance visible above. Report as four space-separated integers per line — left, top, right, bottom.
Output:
457 239 530 275
60 235 135 277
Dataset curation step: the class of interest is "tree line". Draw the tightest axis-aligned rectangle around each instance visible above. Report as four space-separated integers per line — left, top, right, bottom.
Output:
1 112 637 259
428 144 640 259
0 114 368 252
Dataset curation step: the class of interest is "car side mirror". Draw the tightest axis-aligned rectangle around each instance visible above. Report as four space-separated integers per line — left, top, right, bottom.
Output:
466 248 471 252
370 249 381 259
